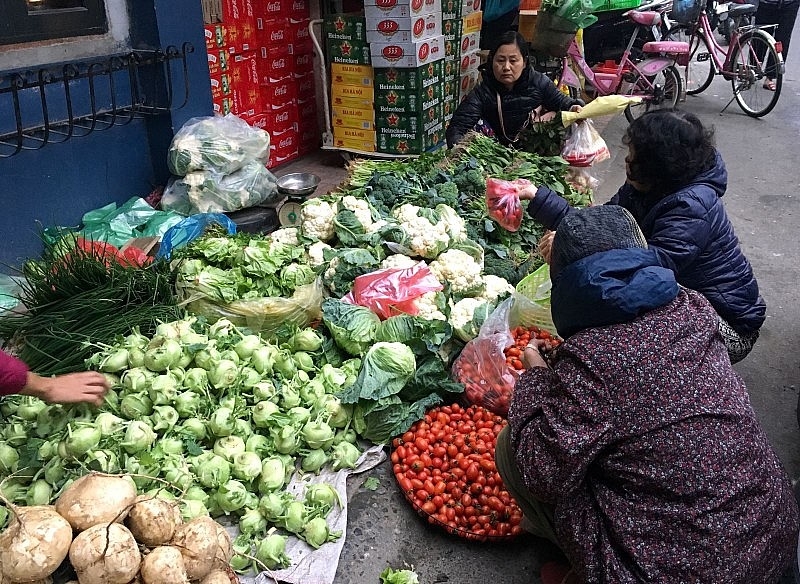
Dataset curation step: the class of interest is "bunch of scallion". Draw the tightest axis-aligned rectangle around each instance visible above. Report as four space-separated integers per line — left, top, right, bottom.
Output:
0 235 181 376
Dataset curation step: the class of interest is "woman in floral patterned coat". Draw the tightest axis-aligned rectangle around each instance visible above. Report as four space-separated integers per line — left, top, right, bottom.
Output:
495 206 798 584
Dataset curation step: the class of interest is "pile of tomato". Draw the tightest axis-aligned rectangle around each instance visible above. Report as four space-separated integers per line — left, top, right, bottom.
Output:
391 403 524 542
504 325 562 371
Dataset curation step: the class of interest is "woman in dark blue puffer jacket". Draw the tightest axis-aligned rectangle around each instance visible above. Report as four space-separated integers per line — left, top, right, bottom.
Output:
520 109 765 363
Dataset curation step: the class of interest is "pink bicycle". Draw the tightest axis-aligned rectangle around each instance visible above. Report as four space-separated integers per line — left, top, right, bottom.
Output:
532 7 690 122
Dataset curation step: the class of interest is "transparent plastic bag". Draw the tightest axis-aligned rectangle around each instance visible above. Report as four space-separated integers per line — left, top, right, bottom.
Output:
485 178 529 232
561 119 610 167
343 262 444 320
156 213 237 260
167 113 271 176
161 160 279 215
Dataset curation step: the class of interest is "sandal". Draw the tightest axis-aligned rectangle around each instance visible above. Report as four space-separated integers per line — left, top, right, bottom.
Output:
763 78 777 91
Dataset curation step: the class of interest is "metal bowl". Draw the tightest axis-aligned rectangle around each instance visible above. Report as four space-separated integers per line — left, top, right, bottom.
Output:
276 172 320 196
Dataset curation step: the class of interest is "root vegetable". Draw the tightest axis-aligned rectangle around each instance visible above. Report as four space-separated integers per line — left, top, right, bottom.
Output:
170 516 217 580
139 546 189 584
0 505 72 583
199 570 230 584
211 522 233 571
56 474 137 532
69 523 141 584
126 496 181 547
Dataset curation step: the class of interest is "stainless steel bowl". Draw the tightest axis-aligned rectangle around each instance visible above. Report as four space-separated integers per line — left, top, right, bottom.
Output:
276 172 321 196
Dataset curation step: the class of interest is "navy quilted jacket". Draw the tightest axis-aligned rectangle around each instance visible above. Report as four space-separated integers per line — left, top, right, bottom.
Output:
445 64 580 147
527 152 766 334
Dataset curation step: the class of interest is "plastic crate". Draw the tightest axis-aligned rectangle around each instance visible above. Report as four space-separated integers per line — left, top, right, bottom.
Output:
593 0 640 12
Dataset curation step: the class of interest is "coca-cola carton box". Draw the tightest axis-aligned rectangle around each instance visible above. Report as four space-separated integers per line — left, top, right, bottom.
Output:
256 0 288 21
293 51 314 78
257 45 292 84
296 97 317 123
369 35 445 68
256 18 290 47
297 120 321 154
268 126 300 168
289 18 312 47
296 72 316 101
230 52 262 116
265 102 299 134
261 77 297 109
365 12 442 43
219 0 256 53
287 0 311 19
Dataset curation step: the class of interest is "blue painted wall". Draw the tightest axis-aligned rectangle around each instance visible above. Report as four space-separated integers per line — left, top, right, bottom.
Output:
0 0 212 272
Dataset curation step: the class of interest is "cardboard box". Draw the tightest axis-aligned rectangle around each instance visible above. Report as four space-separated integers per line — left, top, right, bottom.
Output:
333 126 377 152
369 35 445 68
288 0 311 19
213 96 234 115
374 59 443 91
289 19 312 46
210 72 233 101
462 0 481 15
518 11 538 42
257 45 292 84
376 120 444 153
261 77 297 109
268 126 300 168
332 82 375 102
256 18 290 47
443 57 458 77
296 97 317 122
459 67 480 96
331 93 375 108
441 0 462 19
333 114 376 131
293 51 314 77
121 237 160 258
207 49 231 77
460 30 481 54
375 102 442 132
297 120 321 154
331 63 374 86
364 0 443 19
295 73 316 101
444 36 460 59
230 52 262 116
462 10 482 33
324 13 368 42
374 81 443 113
256 0 288 21
365 13 442 43
326 38 372 65
205 24 227 52
460 48 481 73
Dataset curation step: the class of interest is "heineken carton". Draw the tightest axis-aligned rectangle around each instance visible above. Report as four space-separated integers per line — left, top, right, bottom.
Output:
373 59 443 91
375 102 443 133
374 81 444 113
326 38 371 65
376 120 445 154
324 13 367 41
441 0 462 20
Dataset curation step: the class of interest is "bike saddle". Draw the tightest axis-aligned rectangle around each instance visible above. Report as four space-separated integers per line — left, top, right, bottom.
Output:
627 10 662 26
642 40 691 53
727 2 757 16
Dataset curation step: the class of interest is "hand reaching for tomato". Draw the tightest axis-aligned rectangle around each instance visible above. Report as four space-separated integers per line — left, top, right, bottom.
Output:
504 326 561 372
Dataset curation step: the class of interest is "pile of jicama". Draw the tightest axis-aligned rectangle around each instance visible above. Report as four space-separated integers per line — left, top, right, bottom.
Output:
0 473 236 584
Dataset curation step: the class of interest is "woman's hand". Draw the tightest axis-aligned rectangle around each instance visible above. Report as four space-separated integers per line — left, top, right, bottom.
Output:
538 230 555 264
518 184 539 201
569 104 583 113
523 339 549 369
22 371 110 406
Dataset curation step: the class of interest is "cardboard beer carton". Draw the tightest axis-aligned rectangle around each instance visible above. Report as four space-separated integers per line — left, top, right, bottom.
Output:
370 35 445 68
365 12 442 43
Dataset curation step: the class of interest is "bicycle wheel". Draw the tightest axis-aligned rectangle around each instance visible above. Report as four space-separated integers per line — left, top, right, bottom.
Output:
730 29 782 117
624 65 683 123
667 24 715 95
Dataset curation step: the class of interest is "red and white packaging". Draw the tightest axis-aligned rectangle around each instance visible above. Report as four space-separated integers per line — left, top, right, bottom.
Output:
261 77 298 110
256 17 290 47
265 102 299 134
296 97 317 122
295 72 316 102
297 121 321 154
289 19 312 46
230 52 262 116
268 126 300 168
293 51 314 77
255 0 288 22
287 0 311 19
257 45 292 84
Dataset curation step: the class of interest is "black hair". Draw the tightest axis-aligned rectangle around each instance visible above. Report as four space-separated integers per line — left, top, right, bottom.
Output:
623 109 716 196
487 31 530 67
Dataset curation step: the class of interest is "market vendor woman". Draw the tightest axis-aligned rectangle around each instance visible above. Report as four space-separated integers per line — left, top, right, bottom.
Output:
445 31 582 147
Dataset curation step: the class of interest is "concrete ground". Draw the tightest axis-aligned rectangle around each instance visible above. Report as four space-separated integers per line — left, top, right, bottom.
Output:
276 26 800 581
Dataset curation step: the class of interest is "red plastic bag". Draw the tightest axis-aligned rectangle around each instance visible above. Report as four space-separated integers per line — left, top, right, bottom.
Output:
451 298 519 416
344 261 443 320
485 178 530 232
561 119 610 167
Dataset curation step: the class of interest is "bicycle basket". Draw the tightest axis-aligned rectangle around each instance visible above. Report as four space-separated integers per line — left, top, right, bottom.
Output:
530 11 578 57
671 0 704 24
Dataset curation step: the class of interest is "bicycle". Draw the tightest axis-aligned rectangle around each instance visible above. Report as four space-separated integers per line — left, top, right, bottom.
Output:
666 0 785 116
532 7 690 122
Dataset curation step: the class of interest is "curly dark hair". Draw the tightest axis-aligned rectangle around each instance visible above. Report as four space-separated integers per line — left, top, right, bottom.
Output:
488 31 530 67
623 109 716 196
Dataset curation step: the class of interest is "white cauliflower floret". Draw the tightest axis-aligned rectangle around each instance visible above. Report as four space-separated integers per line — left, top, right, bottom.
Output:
323 257 340 292
449 297 493 342
415 291 447 321
429 249 484 296
307 240 332 268
478 275 515 303
269 227 300 246
436 204 467 241
381 254 419 271
300 199 336 242
393 203 450 259
367 219 388 234
340 195 373 229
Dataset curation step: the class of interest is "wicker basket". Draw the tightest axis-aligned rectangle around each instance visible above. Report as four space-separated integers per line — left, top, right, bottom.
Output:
529 11 578 57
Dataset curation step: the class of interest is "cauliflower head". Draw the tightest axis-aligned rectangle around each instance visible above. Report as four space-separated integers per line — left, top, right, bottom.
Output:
435 204 467 242
449 297 494 342
381 254 419 271
429 249 484 296
478 275 515 303
301 198 336 242
269 227 300 246
307 240 332 268
414 291 447 321
393 203 450 259
340 195 374 230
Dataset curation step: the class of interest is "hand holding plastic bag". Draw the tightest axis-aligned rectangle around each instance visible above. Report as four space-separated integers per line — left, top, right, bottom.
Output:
485 178 530 232
561 119 610 167
561 95 643 126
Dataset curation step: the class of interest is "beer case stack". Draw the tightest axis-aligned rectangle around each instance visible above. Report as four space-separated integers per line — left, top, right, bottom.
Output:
458 0 482 105
252 0 318 168
325 14 377 153
366 0 447 154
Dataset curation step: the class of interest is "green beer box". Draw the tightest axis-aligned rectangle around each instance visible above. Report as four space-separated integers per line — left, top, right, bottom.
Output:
324 13 368 41
374 81 444 113
442 17 463 42
441 0 463 20
326 38 371 65
374 59 444 92
443 72 459 99
377 120 445 154
375 102 443 133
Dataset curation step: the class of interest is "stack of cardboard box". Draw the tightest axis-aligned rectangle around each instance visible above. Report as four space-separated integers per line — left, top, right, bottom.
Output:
202 0 319 169
326 14 377 153
458 2 482 105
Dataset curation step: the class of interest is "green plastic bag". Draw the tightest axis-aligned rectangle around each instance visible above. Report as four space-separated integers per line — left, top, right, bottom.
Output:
79 197 185 248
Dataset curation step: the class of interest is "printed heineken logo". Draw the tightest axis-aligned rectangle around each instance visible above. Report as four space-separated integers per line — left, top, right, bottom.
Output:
428 107 435 120
427 63 434 76
386 91 400 104
334 17 346 31
444 20 452 34
386 69 398 82
387 113 400 126
340 41 352 56
396 140 409 153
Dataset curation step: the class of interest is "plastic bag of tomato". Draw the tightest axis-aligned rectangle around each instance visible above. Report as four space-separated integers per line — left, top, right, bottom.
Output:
452 325 561 417
391 403 524 542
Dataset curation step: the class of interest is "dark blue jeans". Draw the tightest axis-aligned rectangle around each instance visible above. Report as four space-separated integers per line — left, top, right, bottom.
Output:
756 0 800 78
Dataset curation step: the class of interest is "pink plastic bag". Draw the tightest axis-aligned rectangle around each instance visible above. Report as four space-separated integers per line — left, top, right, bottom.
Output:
343 261 443 320
485 177 530 232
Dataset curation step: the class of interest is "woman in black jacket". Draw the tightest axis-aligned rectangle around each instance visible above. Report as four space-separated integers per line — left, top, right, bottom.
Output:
445 31 582 147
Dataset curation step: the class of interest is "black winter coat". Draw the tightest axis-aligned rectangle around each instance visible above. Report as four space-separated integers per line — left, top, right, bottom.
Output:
445 64 580 147
527 152 766 334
